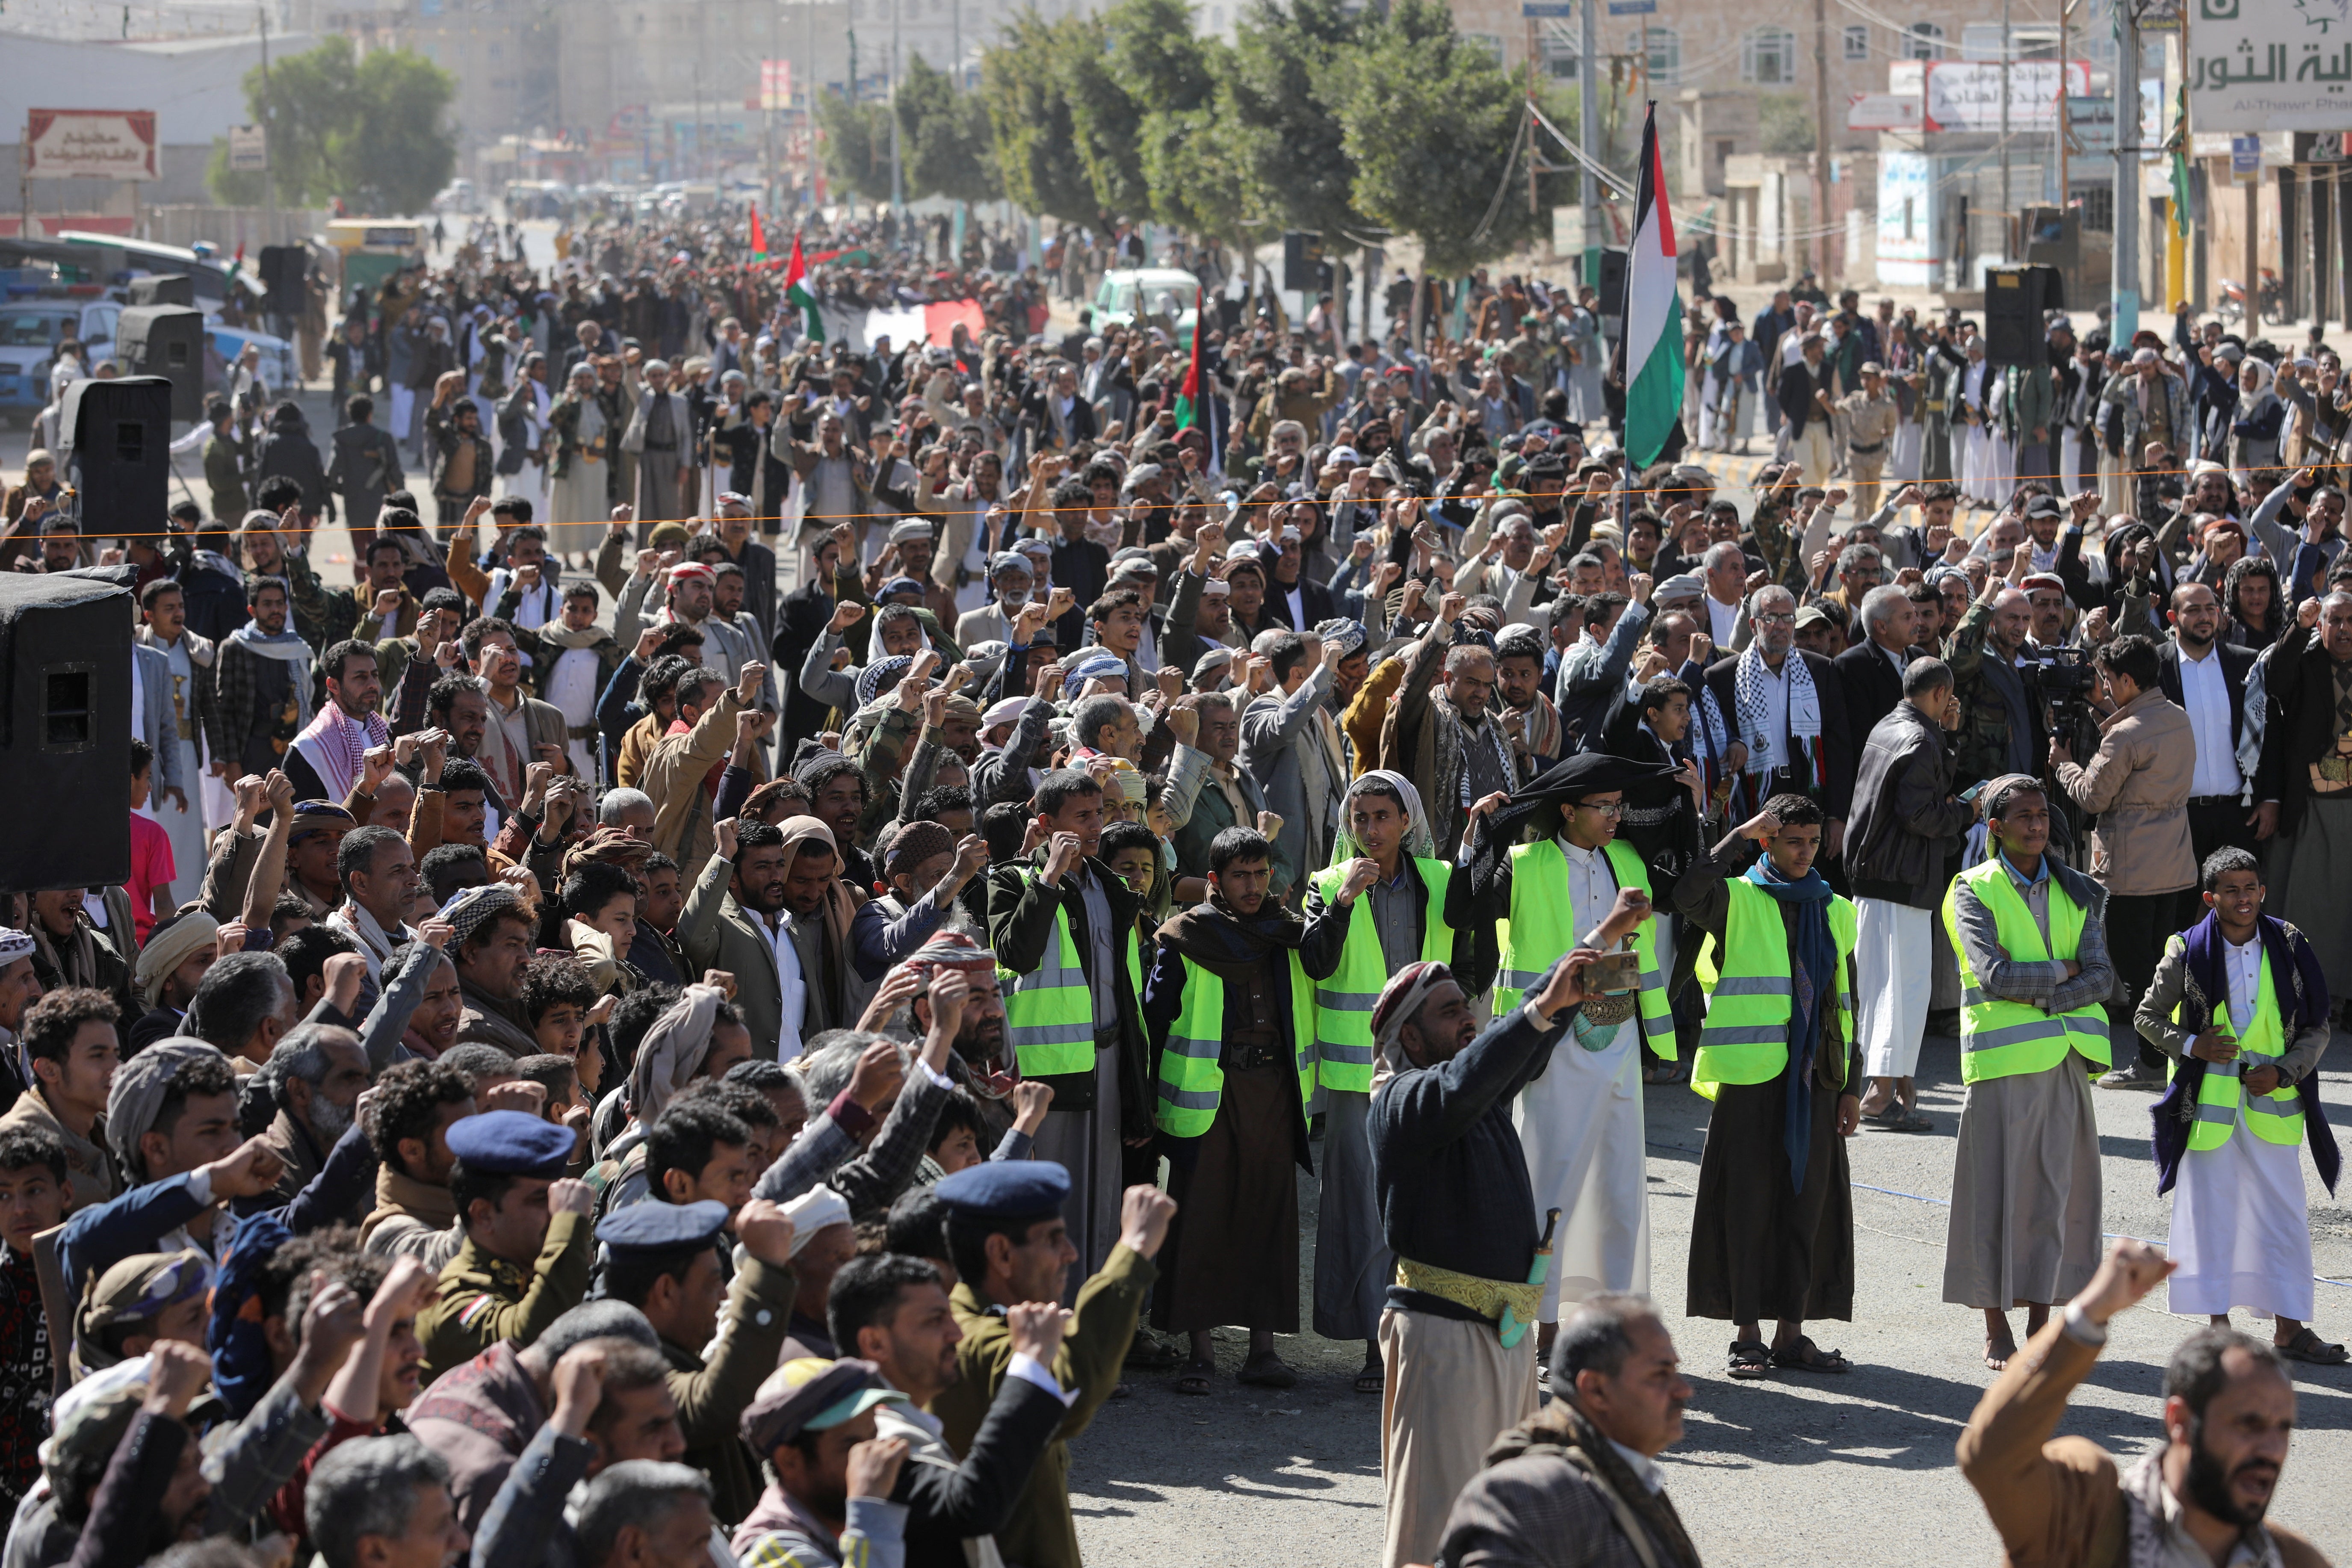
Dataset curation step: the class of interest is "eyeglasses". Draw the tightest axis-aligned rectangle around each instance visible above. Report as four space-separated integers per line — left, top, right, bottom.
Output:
1574 799 1628 818
1752 611 1796 626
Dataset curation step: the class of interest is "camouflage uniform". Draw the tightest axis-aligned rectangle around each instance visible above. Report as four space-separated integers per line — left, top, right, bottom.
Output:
415 1210 593 1382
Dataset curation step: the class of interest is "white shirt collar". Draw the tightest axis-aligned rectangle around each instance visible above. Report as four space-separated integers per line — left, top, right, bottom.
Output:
1607 1437 1667 1495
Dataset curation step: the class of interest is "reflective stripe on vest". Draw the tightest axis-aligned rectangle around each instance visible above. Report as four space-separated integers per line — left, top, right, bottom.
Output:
1000 869 1098 1079
1494 838 1675 1060
1152 960 1318 1137
1941 860 2111 1083
2166 937 2305 1149
1303 857 1452 1095
1690 877 1859 1102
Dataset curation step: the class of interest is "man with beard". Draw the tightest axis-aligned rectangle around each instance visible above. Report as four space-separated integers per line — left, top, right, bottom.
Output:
683 817 860 1062
988 771 1151 1287
1961 1237 2324 1568
413 1108 595 1379
1365 951 1601 1568
1694 585 1854 846
1145 827 1353 1394
250 1023 371 1211
463 619 572 812
851 821 990 983
1382 592 1516 859
445 884 542 1057
898 935 1030 1149
210 577 314 782
816 1253 1072 1568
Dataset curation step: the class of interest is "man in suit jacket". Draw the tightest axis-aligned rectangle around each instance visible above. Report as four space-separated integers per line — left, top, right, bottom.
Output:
1833 583 1925 765
1776 332 1838 484
2157 580 2262 868
132 639 183 812
1698 584 1856 855
620 355 694 525
1164 693 1268 899
679 814 861 1060
1239 633 1349 899
1261 527 1341 633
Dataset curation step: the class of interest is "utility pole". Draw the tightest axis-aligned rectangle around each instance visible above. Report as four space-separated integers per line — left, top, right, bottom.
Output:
1579 0 1600 289
1811 0 1832 277
1527 16 1539 221
888 0 902 211
806 0 818 211
2113 0 2141 345
258 3 275 236
1999 0 2012 258
2057 0 2072 212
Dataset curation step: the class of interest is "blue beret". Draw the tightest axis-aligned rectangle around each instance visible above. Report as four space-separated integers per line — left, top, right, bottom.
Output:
880 575 927 599
597 1197 729 1255
446 1110 574 1179
933 1159 1070 1218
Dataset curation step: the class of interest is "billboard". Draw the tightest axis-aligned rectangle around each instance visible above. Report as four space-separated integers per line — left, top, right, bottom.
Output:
761 60 792 111
1920 62 2094 132
2188 0 2352 132
23 109 158 180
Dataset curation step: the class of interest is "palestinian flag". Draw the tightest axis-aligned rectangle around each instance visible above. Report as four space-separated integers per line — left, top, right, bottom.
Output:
749 204 768 262
1620 101 1684 469
785 233 822 343
1173 288 1205 431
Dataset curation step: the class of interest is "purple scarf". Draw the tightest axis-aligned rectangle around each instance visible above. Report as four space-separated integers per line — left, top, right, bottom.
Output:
2152 911 2340 1196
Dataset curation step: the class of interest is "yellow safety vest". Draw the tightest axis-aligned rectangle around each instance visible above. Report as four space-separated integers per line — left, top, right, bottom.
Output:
1300 857 1452 1095
999 867 1100 1081
1941 859 2112 1083
2164 936 2305 1150
1690 876 1859 1102
1153 958 1317 1137
1495 838 1674 1060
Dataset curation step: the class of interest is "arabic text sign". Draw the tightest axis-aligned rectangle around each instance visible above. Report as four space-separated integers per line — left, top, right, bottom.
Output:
2189 0 2352 133
1923 62 2093 131
23 109 157 180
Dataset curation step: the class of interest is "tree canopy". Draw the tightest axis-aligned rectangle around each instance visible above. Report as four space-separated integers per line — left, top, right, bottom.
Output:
208 37 456 214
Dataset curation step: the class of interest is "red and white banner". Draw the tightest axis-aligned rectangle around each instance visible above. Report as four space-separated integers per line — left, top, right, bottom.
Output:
23 110 158 180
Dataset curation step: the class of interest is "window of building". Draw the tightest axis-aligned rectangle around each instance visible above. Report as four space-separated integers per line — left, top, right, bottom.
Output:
1843 24 1868 59
1466 32 1505 62
1641 25 1680 82
1742 26 1797 84
1906 21 1942 57
1961 22 2006 59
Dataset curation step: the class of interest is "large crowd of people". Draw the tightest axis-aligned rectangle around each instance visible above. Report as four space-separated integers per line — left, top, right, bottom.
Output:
0 204 2345 1568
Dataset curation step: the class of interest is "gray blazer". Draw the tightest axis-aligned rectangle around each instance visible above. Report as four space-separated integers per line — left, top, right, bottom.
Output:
1239 665 1345 897
133 641 182 799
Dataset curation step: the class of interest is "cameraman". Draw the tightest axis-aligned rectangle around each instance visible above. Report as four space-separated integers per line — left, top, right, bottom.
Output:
2050 633 2196 1092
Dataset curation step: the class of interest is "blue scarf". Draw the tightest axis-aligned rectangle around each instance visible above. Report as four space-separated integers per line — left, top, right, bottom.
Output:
2153 911 2340 1197
1742 858 1837 1193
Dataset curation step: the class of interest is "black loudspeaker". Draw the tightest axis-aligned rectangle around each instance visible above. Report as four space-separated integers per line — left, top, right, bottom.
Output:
1597 247 1630 325
1282 230 1323 293
1983 264 2065 366
128 273 195 307
116 307 207 422
259 245 305 316
0 573 131 893
57 376 171 536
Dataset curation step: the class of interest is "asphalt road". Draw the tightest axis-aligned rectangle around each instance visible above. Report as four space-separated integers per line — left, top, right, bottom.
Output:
1066 1028 2352 1567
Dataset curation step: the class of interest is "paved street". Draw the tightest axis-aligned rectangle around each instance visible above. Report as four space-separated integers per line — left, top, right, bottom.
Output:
1068 1028 2352 1566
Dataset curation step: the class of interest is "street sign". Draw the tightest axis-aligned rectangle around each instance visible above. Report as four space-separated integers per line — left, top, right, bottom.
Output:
228 124 267 173
2233 134 2262 183
1847 94 1924 130
1604 0 1655 13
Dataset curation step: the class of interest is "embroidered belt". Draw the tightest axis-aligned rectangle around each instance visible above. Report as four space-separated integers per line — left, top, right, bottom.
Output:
1395 1257 1541 1324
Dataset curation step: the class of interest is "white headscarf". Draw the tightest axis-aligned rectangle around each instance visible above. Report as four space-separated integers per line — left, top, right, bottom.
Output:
1330 770 1436 865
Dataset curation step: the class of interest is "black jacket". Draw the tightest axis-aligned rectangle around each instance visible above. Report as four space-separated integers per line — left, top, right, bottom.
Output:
325 420 403 508
1777 357 1830 435
1697 648 1856 820
2156 638 2258 781
1260 573 1339 633
256 405 330 514
1844 700 1974 908
985 853 1149 1131
2254 626 2345 837
1833 640 1918 766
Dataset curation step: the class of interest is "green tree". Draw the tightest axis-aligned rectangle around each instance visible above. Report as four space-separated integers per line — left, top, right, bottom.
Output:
897 54 1002 205
207 36 456 213
1335 0 1558 277
818 91 895 204
345 47 458 212
1228 0 1368 240
1139 85 1270 251
1759 92 1815 156
981 12 1099 223
1059 13 1149 221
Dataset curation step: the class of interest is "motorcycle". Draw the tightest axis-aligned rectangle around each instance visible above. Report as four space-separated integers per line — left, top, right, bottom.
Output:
2219 277 2247 325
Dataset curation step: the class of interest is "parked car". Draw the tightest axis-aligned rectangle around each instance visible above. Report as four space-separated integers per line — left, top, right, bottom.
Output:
0 294 120 422
1091 267 1203 344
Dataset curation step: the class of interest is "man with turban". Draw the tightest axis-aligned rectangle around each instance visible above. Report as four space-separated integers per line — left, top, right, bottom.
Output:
1365 948 1602 1568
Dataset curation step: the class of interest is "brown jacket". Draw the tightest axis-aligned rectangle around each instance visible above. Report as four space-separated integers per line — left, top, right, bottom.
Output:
0 1089 115 1210
2054 688 2197 897
1957 1318 2328 1568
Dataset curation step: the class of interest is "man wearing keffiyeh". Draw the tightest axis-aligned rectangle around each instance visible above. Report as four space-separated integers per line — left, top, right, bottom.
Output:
1673 793 1863 1382
287 638 391 804
1694 585 1855 856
